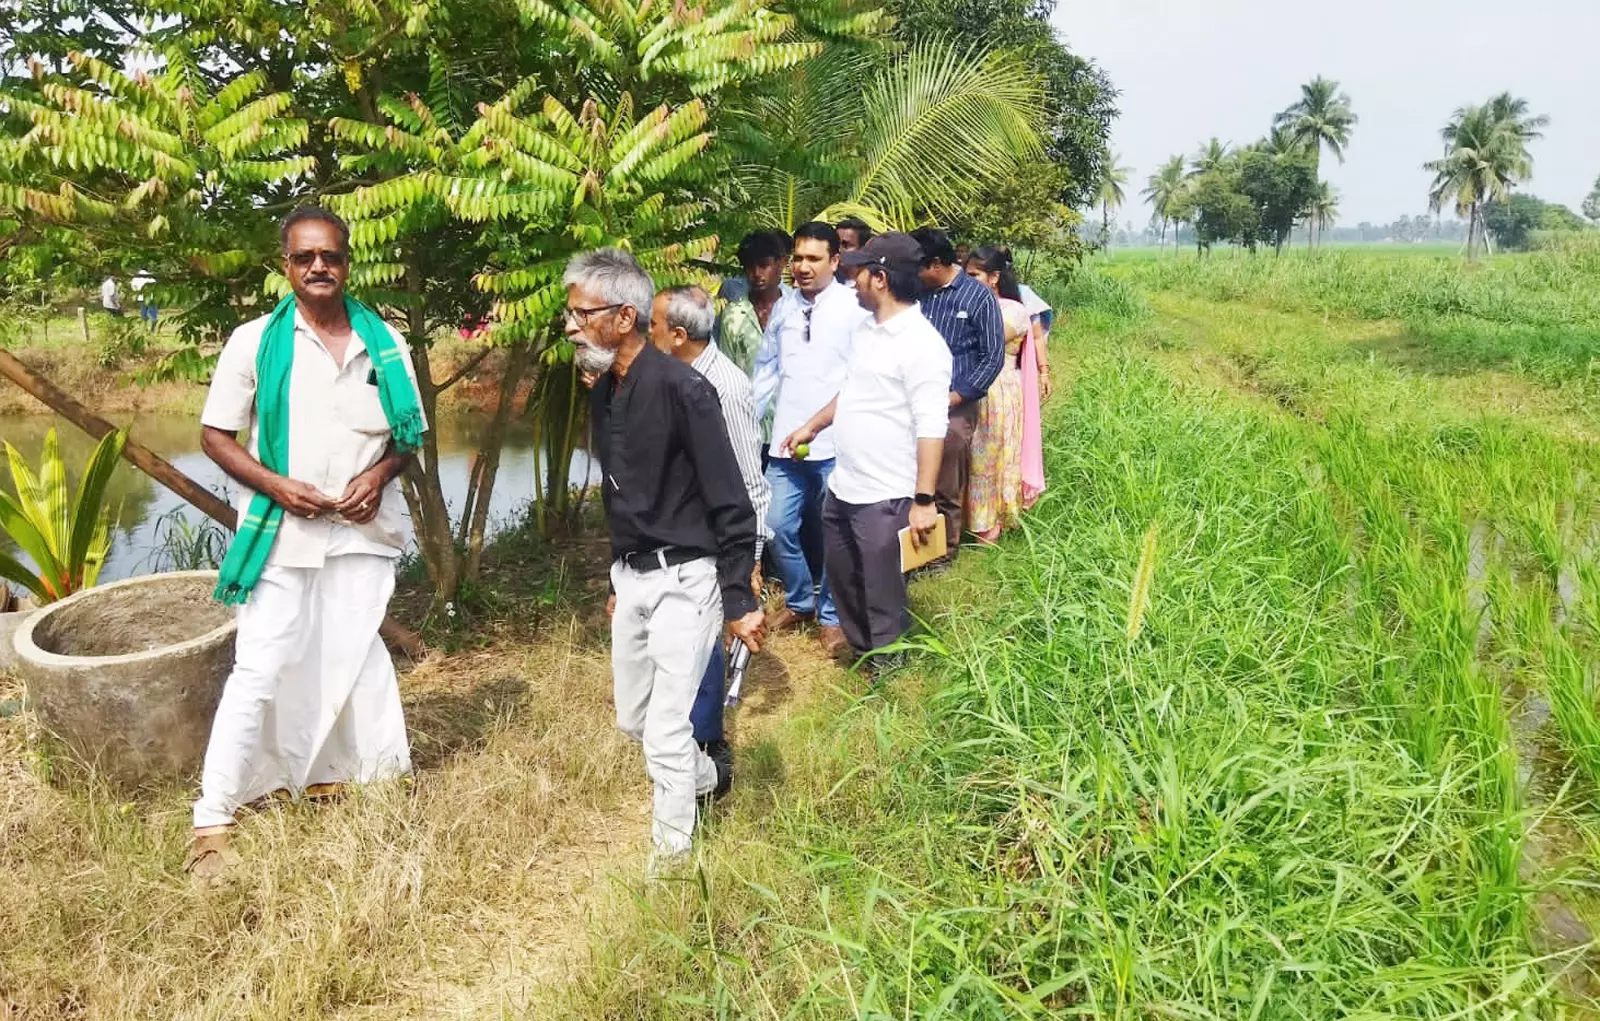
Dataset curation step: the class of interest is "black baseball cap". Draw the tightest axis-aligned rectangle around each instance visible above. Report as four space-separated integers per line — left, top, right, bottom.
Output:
838 232 922 275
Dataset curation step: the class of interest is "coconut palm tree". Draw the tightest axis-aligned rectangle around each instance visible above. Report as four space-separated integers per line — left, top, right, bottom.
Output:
1483 92 1550 147
1276 77 1356 245
1275 76 1357 181
1259 124 1305 159
1096 150 1130 248
1425 98 1543 259
1309 182 1340 244
1189 137 1230 177
729 40 1045 232
1142 154 1186 250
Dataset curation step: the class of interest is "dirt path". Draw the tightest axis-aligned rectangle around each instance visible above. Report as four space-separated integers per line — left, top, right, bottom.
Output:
369 618 848 1018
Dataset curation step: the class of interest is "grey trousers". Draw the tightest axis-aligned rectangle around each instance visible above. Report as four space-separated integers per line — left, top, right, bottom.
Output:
610 556 722 856
822 494 912 655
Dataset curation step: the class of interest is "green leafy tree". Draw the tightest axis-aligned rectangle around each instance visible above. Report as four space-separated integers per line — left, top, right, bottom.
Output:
1234 148 1318 253
0 0 875 610
1484 194 1586 250
1425 95 1545 259
1141 153 1185 250
1583 174 1600 225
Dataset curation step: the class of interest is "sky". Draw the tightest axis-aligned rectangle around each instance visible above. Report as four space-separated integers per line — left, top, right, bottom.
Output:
1056 0 1600 227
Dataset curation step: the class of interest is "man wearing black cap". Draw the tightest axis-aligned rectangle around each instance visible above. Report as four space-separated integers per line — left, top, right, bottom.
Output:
779 233 950 666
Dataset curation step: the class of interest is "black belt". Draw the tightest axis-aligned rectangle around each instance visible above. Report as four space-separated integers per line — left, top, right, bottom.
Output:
620 547 704 573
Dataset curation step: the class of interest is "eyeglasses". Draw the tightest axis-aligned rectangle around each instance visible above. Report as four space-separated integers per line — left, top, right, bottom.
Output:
564 303 623 326
287 249 349 269
801 304 813 344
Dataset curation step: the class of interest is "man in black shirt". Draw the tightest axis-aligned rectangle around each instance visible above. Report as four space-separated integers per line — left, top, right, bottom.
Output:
565 247 766 870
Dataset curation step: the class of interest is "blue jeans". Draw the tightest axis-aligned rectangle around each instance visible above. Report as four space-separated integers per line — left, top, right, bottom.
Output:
690 640 726 744
765 457 837 626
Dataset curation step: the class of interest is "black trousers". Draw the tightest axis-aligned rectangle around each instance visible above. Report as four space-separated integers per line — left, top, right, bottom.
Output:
822 494 911 654
935 401 980 556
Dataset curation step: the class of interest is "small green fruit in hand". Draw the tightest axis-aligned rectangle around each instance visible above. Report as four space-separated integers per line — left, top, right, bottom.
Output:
794 442 811 460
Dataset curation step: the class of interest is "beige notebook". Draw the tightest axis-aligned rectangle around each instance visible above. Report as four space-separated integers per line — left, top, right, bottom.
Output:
898 514 948 572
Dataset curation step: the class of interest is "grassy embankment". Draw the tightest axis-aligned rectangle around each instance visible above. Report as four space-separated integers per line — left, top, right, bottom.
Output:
3 245 1599 1017
549 244 1600 1017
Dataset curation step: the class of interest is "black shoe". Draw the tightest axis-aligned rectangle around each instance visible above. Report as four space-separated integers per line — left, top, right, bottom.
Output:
698 739 733 803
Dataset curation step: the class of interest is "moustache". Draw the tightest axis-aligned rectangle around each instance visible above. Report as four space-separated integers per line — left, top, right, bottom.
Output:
304 275 338 285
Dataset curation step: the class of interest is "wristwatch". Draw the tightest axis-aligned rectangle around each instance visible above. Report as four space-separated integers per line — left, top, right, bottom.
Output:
914 492 936 506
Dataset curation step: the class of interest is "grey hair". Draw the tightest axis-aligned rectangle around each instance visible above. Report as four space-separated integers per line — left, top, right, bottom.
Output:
562 247 654 328
660 284 715 343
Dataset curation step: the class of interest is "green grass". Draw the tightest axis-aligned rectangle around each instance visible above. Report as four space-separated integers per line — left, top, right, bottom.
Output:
1095 240 1600 393
558 253 1600 1017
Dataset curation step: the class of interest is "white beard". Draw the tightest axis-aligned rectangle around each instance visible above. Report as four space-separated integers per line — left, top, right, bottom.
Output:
574 342 617 375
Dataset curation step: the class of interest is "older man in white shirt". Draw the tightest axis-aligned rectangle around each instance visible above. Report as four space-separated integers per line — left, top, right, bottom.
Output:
751 221 870 656
186 206 422 879
649 283 770 796
779 233 949 670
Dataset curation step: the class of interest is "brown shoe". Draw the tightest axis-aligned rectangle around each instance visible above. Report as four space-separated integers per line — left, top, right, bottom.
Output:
185 827 239 883
770 607 816 632
818 625 849 658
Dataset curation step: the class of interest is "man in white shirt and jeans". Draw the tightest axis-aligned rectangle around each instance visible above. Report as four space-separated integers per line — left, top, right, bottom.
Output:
751 221 870 656
779 233 950 668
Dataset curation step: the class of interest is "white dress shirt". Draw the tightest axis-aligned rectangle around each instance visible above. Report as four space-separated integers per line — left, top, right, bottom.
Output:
827 305 954 505
691 341 773 557
201 309 426 569
750 279 869 462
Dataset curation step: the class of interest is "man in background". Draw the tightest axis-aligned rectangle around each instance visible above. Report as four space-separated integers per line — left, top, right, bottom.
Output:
649 283 770 798
718 229 791 375
835 217 873 280
779 233 949 669
130 268 157 332
752 222 869 656
908 226 1003 565
570 248 763 870
99 275 123 318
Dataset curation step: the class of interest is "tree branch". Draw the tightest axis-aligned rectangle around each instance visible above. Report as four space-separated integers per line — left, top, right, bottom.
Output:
434 346 492 393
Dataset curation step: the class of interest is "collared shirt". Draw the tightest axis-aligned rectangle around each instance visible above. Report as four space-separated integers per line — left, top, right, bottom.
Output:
828 305 953 505
100 278 120 311
750 279 869 463
691 341 772 559
591 343 759 620
201 308 426 568
919 269 1004 403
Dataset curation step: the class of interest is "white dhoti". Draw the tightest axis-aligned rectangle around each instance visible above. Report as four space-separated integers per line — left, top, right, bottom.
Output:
610 556 723 857
192 552 411 829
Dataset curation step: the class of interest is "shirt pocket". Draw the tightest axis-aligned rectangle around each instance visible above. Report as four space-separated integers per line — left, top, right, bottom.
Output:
339 372 393 435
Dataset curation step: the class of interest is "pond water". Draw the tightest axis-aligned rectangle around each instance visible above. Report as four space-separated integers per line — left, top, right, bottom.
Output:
0 411 596 583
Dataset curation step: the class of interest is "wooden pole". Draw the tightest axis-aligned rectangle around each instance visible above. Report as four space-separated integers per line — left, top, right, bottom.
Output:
0 348 426 657
77 306 90 346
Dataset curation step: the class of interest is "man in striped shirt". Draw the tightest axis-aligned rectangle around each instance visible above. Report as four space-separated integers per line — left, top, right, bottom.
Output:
651 285 771 793
908 226 1005 561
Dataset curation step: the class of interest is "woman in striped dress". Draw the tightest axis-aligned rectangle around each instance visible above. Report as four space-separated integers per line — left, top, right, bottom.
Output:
962 246 1033 542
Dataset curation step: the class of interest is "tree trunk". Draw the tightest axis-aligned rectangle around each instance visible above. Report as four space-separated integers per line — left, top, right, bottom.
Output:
461 342 532 580
0 348 425 656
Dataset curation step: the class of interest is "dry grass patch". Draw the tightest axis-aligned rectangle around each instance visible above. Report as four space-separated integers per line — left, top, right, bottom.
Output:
0 618 644 1019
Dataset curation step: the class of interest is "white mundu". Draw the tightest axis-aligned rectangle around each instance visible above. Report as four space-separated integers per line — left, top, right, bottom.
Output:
192 309 422 827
